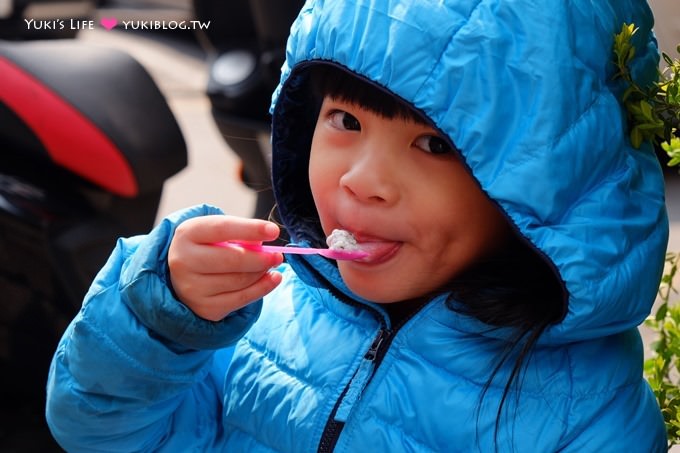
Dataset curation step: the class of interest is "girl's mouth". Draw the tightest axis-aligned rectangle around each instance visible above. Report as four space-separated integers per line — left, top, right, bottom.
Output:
327 227 402 264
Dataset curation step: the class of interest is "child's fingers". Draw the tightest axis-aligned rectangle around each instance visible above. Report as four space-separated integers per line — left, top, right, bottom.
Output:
169 214 285 319
171 242 283 274
189 271 282 321
207 244 284 273
176 215 280 245
175 269 273 298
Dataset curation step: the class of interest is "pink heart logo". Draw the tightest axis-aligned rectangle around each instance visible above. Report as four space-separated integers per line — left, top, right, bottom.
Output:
100 17 117 30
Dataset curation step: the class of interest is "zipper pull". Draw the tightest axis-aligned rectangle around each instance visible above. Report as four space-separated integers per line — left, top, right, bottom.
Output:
334 329 388 423
364 328 386 361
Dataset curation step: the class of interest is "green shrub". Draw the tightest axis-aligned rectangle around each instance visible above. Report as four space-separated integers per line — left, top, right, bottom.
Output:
645 253 680 447
613 23 680 449
612 24 679 151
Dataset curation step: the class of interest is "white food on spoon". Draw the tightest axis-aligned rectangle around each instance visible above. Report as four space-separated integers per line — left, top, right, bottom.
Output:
326 229 360 251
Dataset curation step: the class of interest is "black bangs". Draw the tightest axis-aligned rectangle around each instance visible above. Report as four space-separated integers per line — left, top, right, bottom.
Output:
308 64 426 124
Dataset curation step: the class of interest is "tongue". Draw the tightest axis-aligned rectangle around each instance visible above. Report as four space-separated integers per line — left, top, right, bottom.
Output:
355 241 399 262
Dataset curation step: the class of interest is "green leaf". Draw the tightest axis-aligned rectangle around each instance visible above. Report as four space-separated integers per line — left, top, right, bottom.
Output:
622 86 635 103
630 126 643 148
640 100 654 121
667 156 680 167
665 52 675 67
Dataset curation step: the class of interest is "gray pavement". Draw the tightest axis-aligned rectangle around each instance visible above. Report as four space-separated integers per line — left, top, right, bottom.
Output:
649 0 680 59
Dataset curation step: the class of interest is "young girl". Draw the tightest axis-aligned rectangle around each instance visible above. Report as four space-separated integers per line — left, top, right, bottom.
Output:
46 0 669 451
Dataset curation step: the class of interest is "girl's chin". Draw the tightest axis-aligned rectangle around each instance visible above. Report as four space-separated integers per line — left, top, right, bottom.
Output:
339 272 406 303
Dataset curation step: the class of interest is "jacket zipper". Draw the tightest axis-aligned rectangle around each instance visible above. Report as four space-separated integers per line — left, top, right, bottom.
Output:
304 257 431 451
315 296 431 452
317 327 390 453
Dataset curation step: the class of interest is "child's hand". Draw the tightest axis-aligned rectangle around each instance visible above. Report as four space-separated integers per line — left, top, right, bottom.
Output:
168 215 283 321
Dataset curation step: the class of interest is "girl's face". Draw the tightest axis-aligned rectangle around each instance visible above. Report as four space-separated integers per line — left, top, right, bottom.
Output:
309 97 510 303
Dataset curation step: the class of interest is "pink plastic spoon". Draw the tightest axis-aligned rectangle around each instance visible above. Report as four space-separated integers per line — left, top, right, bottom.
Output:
215 241 369 261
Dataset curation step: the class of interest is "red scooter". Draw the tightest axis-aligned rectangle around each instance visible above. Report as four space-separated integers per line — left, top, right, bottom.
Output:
0 39 187 450
0 1 304 448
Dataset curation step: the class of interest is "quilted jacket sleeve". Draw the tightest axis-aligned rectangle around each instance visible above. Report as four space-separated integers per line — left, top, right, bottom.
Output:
557 381 667 452
554 331 667 453
45 205 262 452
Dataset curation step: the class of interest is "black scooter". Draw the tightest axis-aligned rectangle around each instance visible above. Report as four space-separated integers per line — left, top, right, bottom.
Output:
194 0 304 221
0 39 186 449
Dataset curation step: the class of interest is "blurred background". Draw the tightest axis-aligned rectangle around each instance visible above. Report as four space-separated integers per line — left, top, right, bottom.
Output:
0 1 303 450
0 0 678 451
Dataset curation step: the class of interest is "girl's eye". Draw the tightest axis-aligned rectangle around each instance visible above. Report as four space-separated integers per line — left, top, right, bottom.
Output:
328 110 361 131
414 135 453 155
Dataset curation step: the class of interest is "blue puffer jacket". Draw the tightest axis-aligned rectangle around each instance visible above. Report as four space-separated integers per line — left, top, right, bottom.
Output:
47 0 669 451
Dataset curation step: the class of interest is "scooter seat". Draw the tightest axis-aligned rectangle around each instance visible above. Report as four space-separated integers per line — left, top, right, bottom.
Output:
0 40 186 197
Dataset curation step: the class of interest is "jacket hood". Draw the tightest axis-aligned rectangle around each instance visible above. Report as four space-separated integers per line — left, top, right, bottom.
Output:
269 0 669 344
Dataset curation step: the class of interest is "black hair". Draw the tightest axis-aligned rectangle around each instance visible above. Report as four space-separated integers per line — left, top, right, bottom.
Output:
309 64 427 125
448 237 565 448
307 63 566 449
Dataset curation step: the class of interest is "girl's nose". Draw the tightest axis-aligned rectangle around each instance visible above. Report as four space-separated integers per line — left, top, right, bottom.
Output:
339 149 399 204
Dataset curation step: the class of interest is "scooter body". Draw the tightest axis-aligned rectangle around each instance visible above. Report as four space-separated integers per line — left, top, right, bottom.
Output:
0 39 186 448
194 0 304 220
